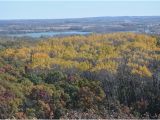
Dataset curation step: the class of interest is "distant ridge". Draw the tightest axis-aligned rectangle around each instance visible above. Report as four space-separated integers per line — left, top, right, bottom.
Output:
1 16 160 21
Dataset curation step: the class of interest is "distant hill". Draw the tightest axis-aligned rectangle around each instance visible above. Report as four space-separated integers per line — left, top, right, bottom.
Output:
0 16 160 35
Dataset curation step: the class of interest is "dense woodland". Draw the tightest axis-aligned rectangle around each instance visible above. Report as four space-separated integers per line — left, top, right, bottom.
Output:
0 33 160 119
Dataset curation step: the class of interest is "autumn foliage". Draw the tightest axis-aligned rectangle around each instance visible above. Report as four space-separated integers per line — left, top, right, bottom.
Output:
0 33 160 119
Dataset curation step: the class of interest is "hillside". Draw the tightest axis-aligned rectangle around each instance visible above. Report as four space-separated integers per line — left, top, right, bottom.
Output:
0 33 160 119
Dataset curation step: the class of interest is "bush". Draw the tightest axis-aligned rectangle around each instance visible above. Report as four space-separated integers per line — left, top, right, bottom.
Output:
45 71 65 84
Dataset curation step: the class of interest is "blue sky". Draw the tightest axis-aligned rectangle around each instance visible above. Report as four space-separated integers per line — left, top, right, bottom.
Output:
0 1 160 19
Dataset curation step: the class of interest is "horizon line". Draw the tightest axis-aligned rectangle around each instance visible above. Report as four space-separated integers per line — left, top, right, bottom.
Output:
0 15 160 21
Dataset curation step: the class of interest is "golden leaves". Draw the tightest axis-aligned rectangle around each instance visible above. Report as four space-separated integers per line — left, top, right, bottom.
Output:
1 32 158 76
128 63 152 77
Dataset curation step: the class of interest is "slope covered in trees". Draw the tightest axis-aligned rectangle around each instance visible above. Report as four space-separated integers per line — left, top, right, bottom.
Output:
0 33 160 119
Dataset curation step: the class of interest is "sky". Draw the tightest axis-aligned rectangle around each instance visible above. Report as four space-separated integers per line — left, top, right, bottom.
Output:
0 0 160 20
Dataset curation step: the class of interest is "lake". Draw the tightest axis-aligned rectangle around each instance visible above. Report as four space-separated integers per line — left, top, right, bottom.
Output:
7 31 91 38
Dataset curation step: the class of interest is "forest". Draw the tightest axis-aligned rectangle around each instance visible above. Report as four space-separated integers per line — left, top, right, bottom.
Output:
0 32 160 119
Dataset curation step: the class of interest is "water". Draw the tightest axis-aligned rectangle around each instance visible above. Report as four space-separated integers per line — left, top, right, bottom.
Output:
7 31 91 38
